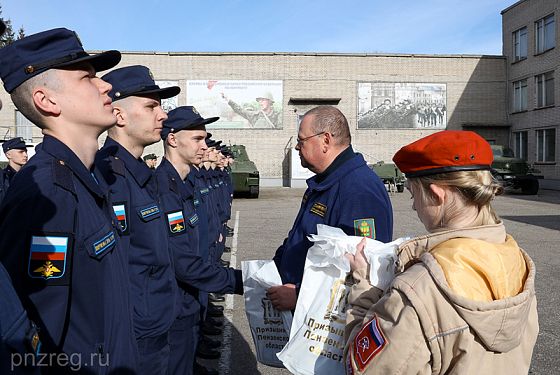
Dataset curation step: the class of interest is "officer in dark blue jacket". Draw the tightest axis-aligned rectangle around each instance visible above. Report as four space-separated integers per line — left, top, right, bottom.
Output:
269 106 393 312
95 65 180 375
155 106 243 375
0 27 139 373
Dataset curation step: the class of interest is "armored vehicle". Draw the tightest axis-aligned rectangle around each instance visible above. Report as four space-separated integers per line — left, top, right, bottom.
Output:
228 145 260 198
368 161 405 193
490 145 542 195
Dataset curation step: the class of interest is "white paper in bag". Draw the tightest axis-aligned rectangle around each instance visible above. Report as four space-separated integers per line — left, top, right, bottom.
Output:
242 260 292 367
277 224 414 375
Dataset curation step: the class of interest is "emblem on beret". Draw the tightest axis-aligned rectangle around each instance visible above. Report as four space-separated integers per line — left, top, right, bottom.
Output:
25 65 35 74
192 107 199 115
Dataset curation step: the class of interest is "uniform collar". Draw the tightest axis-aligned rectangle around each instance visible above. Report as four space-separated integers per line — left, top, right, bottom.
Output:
158 157 192 198
314 145 356 184
41 134 106 197
102 137 153 187
307 148 363 191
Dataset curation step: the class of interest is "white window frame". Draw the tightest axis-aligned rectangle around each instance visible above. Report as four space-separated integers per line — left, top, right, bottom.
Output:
15 110 34 143
513 79 527 112
513 27 527 61
514 131 528 160
536 128 556 162
535 72 554 108
536 14 555 54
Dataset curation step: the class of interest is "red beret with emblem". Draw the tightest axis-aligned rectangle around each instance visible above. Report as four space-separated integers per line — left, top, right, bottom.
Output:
393 131 493 177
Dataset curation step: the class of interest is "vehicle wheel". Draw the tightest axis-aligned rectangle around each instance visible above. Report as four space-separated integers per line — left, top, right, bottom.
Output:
249 185 259 198
521 180 539 195
397 184 404 193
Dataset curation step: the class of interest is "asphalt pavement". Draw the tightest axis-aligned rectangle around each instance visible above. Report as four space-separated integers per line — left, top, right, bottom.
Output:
201 187 560 375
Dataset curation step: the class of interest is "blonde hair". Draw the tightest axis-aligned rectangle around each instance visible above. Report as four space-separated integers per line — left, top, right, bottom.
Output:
408 170 504 228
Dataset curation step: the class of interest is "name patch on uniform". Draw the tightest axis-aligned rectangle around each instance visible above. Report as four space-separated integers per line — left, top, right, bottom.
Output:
167 210 186 235
141 206 159 219
310 202 328 217
302 193 309 204
189 213 199 227
113 202 128 234
200 188 209 196
194 199 200 207
93 231 115 255
28 235 68 280
354 315 386 370
354 219 376 239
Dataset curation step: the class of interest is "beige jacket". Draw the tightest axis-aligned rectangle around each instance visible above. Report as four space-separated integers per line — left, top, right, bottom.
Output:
344 223 538 375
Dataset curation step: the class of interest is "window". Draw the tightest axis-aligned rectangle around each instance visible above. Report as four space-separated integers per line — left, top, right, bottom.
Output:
15 111 33 143
513 79 527 112
513 27 527 61
536 14 554 53
515 131 528 160
536 128 556 162
535 72 554 108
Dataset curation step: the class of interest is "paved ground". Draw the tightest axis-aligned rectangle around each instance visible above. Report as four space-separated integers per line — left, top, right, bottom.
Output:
200 187 560 375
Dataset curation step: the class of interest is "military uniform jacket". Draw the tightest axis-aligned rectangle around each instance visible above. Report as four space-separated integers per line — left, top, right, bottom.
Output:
155 158 242 303
228 100 281 128
273 152 393 290
95 137 177 340
0 135 138 374
188 168 210 259
200 166 220 247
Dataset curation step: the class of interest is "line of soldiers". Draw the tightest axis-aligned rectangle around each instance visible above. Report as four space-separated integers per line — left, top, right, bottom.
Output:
0 27 242 375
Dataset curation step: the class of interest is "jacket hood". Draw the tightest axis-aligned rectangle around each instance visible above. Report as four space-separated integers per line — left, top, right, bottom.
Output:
396 223 537 353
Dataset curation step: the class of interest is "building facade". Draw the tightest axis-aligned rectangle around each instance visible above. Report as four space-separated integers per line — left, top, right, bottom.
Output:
502 0 559 185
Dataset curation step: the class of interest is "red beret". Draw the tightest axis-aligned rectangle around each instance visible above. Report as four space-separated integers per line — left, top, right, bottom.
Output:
393 131 493 177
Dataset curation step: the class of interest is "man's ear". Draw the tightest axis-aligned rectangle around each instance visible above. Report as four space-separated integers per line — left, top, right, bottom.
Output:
113 106 127 128
323 132 332 153
32 88 60 116
167 133 178 148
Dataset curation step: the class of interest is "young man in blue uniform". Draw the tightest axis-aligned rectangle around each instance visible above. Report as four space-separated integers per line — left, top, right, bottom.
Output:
0 28 139 373
269 106 394 311
0 137 31 201
95 65 180 375
156 106 243 375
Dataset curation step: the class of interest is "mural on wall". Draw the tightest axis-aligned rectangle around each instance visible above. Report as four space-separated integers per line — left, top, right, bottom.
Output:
187 80 283 129
358 83 447 129
156 80 179 113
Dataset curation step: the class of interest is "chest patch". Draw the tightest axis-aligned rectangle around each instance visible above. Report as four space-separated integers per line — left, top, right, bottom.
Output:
28 234 72 281
167 210 186 235
140 205 159 219
354 219 376 239
353 315 386 370
310 202 328 217
200 188 209 196
194 198 200 207
93 231 116 256
113 202 129 234
188 213 199 227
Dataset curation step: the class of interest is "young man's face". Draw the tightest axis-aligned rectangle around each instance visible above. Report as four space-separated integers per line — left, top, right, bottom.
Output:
173 126 207 166
258 98 271 112
56 62 116 131
120 93 167 148
6 148 28 167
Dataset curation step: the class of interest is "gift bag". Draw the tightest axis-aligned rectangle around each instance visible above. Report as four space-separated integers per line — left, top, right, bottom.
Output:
277 224 413 375
242 260 292 367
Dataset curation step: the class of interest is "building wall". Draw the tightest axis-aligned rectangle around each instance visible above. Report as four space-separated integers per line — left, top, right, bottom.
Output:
502 0 560 180
0 52 508 184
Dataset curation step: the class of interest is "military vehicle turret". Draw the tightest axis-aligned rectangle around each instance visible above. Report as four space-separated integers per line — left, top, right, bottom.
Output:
228 145 260 198
491 145 542 195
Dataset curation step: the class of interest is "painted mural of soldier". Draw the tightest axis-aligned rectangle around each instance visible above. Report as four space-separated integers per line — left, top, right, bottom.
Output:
221 91 282 128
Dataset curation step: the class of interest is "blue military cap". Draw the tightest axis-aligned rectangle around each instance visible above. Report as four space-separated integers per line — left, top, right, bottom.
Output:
102 65 180 102
206 132 213 139
0 19 6 36
161 106 219 139
0 28 121 93
2 137 31 153
206 139 221 148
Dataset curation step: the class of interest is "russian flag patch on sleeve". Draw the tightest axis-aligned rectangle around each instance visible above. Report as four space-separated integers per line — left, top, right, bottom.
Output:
353 314 386 370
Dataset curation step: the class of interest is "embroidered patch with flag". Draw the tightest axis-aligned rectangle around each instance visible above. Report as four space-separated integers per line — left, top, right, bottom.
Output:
310 202 327 217
167 210 186 236
354 219 376 239
353 315 386 370
113 202 129 235
28 235 69 280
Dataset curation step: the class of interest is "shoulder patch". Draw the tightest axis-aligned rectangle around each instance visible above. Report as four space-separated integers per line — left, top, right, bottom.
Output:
112 202 129 235
109 155 126 176
52 158 76 194
310 202 327 217
166 210 186 236
168 175 180 195
353 314 386 370
354 219 376 239
26 232 74 286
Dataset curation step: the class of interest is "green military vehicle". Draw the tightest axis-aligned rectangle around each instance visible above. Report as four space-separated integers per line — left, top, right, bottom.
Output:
368 161 405 193
228 145 260 198
490 145 543 195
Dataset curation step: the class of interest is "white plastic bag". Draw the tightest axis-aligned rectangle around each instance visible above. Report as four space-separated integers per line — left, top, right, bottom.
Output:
277 224 413 375
242 260 292 367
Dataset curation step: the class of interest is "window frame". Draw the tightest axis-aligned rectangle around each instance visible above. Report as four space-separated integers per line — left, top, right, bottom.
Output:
535 14 555 54
513 79 528 112
536 128 556 163
514 131 528 160
535 71 554 108
513 27 527 62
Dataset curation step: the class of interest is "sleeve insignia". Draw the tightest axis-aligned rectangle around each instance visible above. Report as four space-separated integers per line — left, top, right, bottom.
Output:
167 210 186 236
28 235 69 280
310 202 327 217
353 314 386 370
112 202 129 235
354 219 376 239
